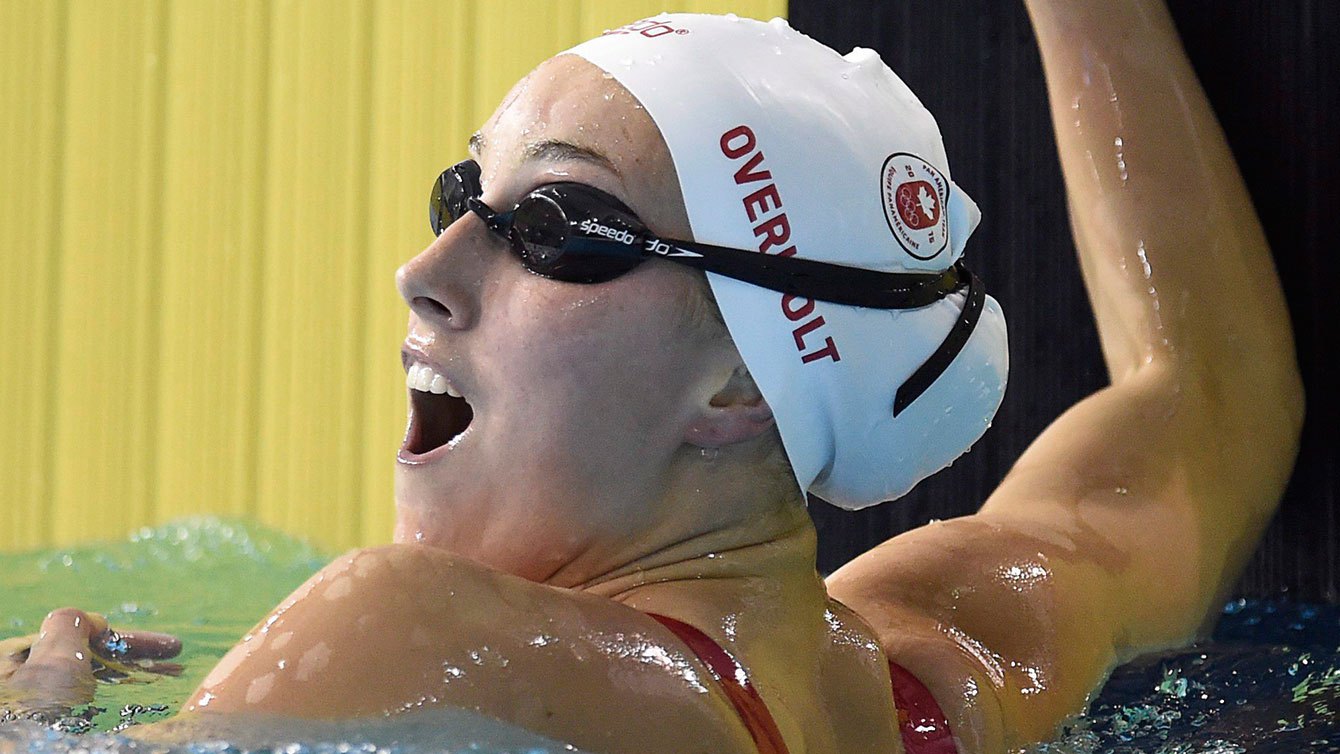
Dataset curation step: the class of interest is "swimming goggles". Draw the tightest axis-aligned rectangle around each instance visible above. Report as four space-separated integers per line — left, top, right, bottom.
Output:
429 159 986 415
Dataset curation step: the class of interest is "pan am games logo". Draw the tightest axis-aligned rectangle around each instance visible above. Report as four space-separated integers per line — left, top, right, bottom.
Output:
880 152 949 261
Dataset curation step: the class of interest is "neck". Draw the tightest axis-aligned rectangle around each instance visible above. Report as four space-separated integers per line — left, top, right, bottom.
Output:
581 477 831 689
578 496 817 600
562 442 816 599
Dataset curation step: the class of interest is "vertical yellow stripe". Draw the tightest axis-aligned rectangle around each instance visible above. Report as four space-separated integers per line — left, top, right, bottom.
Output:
2 0 785 553
155 0 272 526
470 1 582 126
48 0 167 545
0 0 67 550
255 0 374 550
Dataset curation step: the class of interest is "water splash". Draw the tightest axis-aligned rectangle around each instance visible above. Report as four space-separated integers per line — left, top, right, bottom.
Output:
1026 600 1340 753
0 520 587 752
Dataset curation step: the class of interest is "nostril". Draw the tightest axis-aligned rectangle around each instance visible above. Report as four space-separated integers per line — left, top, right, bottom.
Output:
413 295 452 321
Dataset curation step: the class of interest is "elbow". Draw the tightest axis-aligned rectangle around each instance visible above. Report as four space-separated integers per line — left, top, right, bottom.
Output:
1185 341 1306 464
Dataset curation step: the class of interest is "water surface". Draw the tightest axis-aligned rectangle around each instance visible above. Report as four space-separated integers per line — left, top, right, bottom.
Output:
3 519 1337 753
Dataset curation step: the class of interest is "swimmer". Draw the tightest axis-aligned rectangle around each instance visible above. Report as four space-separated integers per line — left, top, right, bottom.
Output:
1 2 1303 752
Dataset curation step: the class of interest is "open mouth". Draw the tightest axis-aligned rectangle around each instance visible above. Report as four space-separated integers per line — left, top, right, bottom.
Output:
402 361 474 460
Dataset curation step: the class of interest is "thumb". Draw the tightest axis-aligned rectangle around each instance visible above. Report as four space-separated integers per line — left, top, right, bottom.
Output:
26 608 103 668
6 608 100 710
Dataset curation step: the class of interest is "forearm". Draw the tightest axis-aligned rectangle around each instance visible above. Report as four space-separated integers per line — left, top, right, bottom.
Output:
1021 0 1303 570
1024 0 1298 398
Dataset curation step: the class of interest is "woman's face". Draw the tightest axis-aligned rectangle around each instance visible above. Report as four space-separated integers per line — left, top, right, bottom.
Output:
394 56 740 583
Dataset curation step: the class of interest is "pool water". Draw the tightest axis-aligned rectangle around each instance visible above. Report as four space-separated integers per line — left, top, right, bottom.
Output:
1 519 1337 753
1027 599 1340 753
1 518 329 733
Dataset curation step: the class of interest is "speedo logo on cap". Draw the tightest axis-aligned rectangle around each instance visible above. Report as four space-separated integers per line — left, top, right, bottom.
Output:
578 218 638 245
602 18 691 38
880 152 950 261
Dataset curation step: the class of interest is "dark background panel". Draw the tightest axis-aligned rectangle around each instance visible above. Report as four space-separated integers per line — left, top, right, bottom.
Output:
787 1 1339 602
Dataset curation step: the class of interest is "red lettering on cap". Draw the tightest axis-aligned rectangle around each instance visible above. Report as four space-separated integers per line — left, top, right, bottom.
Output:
800 336 841 364
718 125 842 366
753 214 791 253
720 126 756 159
781 294 815 322
792 317 842 363
603 18 692 38
733 152 772 185
743 184 782 222
792 316 825 350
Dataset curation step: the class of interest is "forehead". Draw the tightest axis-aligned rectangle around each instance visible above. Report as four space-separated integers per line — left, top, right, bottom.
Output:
475 55 688 236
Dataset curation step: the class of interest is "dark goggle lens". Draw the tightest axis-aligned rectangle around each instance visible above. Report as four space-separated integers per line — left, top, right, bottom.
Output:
511 194 570 272
508 188 644 283
428 168 648 284
429 164 479 236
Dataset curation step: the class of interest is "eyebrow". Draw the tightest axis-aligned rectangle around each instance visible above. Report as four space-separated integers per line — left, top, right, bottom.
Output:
522 139 619 174
466 132 619 176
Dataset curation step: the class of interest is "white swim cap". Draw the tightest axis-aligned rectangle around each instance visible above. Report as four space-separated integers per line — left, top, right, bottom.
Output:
568 14 1009 510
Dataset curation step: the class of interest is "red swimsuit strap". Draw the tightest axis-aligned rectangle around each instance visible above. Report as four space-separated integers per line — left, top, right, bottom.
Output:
645 613 790 754
888 661 959 754
645 613 957 754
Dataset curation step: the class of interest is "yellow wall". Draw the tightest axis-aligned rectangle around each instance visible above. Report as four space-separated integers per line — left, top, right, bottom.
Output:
0 0 786 553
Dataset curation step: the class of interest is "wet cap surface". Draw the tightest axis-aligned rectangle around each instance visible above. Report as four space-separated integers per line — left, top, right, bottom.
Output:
569 14 1009 509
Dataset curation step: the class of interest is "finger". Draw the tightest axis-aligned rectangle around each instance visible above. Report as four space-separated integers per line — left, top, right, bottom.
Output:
0 634 36 680
7 609 98 709
25 608 98 668
111 630 182 660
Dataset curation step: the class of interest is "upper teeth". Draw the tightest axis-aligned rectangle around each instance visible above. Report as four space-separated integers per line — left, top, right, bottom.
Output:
407 362 461 397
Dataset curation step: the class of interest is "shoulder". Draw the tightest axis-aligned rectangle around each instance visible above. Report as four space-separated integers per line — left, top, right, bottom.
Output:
186 544 756 754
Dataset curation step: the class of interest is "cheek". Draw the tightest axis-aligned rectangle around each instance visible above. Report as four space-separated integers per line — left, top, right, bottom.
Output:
490 282 621 375
484 276 702 426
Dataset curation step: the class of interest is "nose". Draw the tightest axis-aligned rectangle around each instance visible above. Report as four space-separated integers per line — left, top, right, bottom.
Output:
396 217 492 330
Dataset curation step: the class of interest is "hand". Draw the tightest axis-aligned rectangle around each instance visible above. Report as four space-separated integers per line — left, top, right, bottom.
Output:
0 608 182 718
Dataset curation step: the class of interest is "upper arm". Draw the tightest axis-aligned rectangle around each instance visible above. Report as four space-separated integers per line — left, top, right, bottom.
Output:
828 364 1298 752
182 545 754 754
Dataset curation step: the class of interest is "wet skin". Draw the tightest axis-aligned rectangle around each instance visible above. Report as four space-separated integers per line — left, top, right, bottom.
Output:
1 3 1305 753
170 56 908 753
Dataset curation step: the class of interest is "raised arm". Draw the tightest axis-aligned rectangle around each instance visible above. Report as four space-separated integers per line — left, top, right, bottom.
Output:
827 2 1305 751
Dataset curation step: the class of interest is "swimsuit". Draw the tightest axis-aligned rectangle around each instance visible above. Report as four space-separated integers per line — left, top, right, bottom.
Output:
646 613 958 754
888 660 959 754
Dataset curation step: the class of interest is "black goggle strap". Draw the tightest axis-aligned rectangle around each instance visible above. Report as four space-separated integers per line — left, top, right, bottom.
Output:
467 196 508 232
892 266 986 417
668 231 987 415
440 169 986 417
443 176 956 307
565 213 987 415
662 235 986 415
642 236 965 310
